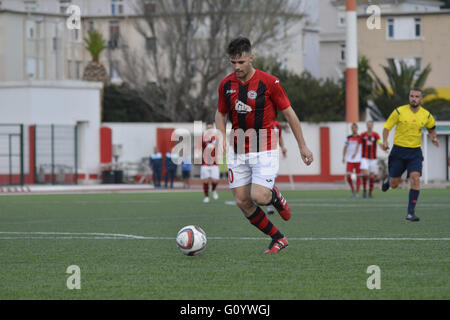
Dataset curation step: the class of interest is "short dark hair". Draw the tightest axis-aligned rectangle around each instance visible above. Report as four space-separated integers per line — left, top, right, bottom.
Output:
410 88 423 95
227 37 252 57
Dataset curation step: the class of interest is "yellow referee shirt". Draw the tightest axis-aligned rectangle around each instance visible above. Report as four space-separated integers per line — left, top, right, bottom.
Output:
384 105 436 148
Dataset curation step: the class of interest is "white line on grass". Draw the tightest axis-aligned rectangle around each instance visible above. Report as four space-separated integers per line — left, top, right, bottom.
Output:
0 232 449 241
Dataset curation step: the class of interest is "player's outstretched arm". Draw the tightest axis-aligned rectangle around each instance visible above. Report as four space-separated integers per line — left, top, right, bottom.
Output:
382 128 390 151
281 106 313 166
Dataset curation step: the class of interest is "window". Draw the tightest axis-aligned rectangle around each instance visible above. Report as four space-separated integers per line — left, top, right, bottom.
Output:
88 21 95 32
144 1 156 15
38 58 44 79
26 20 35 39
387 17 422 40
24 0 37 12
111 0 124 15
27 57 36 79
75 61 82 79
109 21 120 49
387 18 394 39
388 57 422 76
415 57 422 71
340 44 346 62
67 60 72 79
110 60 120 81
415 18 421 37
146 36 157 52
74 28 81 42
59 0 71 14
337 11 346 27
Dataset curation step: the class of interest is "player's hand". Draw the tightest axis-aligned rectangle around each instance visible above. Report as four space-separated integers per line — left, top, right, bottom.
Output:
431 138 440 147
222 139 229 154
382 141 390 152
281 147 287 158
351 153 356 160
300 146 313 166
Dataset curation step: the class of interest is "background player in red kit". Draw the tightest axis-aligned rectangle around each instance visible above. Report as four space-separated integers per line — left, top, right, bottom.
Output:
215 37 313 254
343 123 362 198
352 121 384 198
200 124 220 203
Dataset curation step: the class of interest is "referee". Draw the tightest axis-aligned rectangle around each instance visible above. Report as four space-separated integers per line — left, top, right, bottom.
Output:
381 89 440 222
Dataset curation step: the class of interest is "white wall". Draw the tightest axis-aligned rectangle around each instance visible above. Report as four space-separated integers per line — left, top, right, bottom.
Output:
105 121 398 177
0 80 102 180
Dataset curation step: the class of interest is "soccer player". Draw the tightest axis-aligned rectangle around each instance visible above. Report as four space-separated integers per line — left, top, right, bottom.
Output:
343 123 362 198
200 124 220 203
181 156 191 189
149 147 162 189
267 121 287 215
215 37 313 254
381 89 439 222
353 121 384 198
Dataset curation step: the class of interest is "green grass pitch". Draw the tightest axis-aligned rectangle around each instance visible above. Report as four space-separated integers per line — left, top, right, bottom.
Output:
0 189 449 299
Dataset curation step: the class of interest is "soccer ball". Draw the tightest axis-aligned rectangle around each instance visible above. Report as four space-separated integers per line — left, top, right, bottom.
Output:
176 225 207 256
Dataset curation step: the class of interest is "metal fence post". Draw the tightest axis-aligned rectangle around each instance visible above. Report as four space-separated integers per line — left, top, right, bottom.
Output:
51 124 55 185
20 124 24 186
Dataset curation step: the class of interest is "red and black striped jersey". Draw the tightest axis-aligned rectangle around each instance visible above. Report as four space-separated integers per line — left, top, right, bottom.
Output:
217 70 291 153
359 132 381 159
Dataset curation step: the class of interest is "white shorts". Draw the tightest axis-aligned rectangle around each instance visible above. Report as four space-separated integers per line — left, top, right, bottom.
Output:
200 165 220 180
227 148 279 189
360 158 378 173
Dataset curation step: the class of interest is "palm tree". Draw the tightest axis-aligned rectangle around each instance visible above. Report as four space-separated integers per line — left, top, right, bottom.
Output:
83 29 109 120
82 29 109 86
371 59 435 118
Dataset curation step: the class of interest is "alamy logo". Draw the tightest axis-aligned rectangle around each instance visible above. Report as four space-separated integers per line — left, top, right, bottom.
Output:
235 100 252 114
66 5 81 30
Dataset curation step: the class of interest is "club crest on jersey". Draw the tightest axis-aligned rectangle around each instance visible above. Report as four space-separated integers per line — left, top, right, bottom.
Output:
235 100 252 114
247 90 257 100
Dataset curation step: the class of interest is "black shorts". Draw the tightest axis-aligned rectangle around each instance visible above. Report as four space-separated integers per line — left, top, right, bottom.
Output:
182 170 190 179
388 145 423 178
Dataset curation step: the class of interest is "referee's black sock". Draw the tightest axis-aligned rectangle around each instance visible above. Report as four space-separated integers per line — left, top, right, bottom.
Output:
408 189 420 214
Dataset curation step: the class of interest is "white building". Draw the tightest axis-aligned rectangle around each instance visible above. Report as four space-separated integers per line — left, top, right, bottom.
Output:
0 80 102 184
317 0 444 81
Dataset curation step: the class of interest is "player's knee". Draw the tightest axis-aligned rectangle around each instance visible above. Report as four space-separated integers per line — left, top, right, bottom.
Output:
410 174 420 187
250 188 271 206
251 194 270 206
235 197 253 211
391 179 400 189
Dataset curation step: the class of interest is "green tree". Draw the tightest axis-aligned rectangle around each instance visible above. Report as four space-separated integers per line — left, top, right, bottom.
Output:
441 0 450 8
357 56 375 118
423 98 450 120
254 57 345 122
371 59 435 118
103 84 169 122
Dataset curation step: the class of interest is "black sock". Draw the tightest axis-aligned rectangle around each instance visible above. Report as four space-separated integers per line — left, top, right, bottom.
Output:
408 189 420 214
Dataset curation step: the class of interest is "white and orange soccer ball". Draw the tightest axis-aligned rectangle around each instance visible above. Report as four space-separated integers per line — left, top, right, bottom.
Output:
176 225 207 256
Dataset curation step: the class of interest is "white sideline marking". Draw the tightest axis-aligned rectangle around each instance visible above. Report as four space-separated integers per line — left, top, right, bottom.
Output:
0 232 449 241
225 201 450 208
